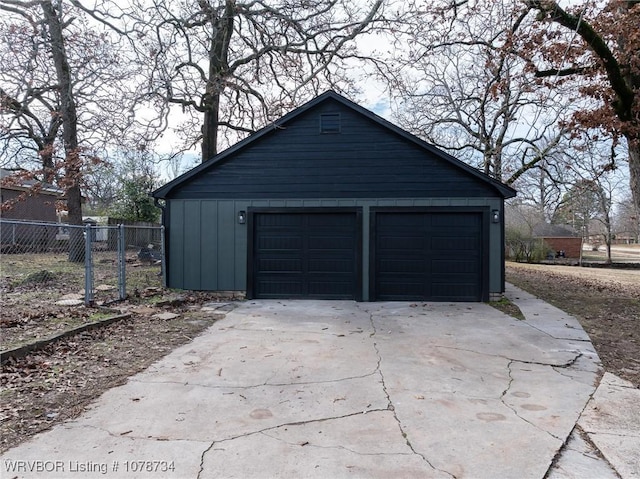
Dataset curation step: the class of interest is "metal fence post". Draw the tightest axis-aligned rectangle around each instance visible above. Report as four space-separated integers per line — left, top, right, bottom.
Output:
118 224 126 300
84 224 94 306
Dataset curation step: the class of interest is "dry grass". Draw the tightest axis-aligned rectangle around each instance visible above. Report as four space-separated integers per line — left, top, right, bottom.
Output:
507 261 639 387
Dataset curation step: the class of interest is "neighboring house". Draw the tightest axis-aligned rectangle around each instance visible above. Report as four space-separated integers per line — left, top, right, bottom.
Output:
1 169 63 248
0 168 61 222
153 91 517 302
533 223 583 258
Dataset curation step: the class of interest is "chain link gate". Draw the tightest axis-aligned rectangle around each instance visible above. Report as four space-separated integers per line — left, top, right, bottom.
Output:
0 219 164 306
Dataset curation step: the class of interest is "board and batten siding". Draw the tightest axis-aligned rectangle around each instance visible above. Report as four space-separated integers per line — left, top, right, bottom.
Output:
166 100 498 200
168 200 247 291
166 197 503 300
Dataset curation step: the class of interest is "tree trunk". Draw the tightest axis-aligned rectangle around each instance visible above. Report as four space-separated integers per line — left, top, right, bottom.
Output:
42 0 84 262
202 96 221 162
40 138 56 185
201 0 235 162
628 139 640 228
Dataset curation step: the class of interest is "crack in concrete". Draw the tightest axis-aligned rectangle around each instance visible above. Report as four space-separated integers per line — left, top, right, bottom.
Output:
365 308 457 479
197 440 216 479
433 343 583 369
542 425 574 479
258 428 418 457
505 290 594 344
224 326 367 338
551 362 600 383
70 423 212 447
541 375 609 479
501 351 600 465
607 382 639 390
581 430 640 438
196 409 391 478
501 360 564 442
522 320 593 342
573 426 624 478
515 352 584 370
129 370 380 390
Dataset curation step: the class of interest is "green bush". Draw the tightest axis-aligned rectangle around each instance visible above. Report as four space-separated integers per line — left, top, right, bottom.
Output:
505 228 548 263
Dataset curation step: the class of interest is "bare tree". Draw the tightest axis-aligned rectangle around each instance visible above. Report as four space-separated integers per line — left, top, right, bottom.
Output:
0 0 141 260
385 0 638 227
357 0 580 203
514 156 572 222
39 0 87 261
0 2 62 180
614 193 639 244
553 137 629 263
390 42 571 185
116 0 386 161
520 1 640 228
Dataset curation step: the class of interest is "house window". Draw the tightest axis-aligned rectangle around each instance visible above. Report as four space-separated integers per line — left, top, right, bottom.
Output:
320 113 341 134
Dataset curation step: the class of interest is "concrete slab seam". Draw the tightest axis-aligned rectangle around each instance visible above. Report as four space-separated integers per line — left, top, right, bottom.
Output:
543 425 623 479
519 319 594 343
574 425 623 468
505 283 593 342
542 372 620 479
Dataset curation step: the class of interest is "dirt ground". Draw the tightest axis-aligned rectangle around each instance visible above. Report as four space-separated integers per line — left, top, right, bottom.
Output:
1 261 638 453
0 287 232 454
506 262 640 388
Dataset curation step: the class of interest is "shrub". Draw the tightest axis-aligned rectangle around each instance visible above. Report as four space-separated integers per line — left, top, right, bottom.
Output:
506 228 548 263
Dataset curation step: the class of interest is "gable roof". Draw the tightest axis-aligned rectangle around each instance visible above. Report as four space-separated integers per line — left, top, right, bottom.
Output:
0 168 63 196
153 91 517 199
533 222 580 238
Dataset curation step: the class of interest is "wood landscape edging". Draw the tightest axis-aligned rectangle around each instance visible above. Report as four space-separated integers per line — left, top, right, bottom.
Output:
0 313 132 364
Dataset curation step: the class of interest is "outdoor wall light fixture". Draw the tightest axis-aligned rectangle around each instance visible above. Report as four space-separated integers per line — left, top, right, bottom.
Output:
237 211 246 224
491 209 500 223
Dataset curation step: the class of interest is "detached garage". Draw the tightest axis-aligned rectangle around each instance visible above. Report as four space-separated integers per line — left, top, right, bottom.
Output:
152 91 516 302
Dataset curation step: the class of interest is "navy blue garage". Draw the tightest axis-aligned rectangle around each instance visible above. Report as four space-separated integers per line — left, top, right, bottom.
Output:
152 91 516 301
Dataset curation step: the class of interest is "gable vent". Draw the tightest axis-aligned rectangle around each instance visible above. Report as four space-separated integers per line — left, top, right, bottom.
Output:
320 113 341 134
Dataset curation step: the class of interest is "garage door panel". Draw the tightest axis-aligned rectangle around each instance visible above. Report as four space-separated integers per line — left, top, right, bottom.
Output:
308 280 355 297
431 236 479 251
377 281 427 298
432 259 479 274
256 280 304 297
257 235 303 250
307 214 355 227
251 211 359 299
308 235 354 249
379 259 427 274
431 214 479 227
257 258 303 273
378 235 426 250
373 211 484 301
308 259 353 273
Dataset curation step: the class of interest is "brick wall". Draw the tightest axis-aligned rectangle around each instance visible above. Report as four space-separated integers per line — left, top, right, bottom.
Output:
1 189 58 222
542 237 582 258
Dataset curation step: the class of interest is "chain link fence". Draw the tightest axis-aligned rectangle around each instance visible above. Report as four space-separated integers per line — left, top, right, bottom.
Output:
0 219 164 306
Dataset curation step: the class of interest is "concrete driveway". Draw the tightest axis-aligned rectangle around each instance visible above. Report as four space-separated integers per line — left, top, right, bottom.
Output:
1 292 616 478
